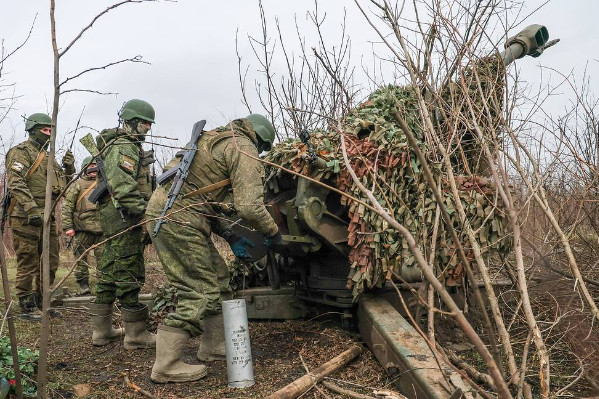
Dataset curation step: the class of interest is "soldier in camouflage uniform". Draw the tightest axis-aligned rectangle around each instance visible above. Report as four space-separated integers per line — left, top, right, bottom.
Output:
61 156 103 295
88 99 155 349
147 114 282 383
6 113 75 320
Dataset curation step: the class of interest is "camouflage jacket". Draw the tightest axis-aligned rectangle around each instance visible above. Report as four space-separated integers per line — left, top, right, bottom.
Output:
148 118 278 237
96 128 152 235
5 138 72 218
61 175 102 234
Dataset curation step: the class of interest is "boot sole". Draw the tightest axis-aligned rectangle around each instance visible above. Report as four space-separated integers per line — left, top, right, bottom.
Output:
150 369 208 384
124 342 157 350
93 336 121 346
197 354 226 362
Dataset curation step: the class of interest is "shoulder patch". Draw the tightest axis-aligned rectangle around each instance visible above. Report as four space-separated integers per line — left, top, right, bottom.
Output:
11 162 24 172
120 154 136 173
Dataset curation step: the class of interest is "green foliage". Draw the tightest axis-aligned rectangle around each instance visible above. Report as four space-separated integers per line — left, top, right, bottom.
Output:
150 284 178 329
0 336 39 397
228 257 269 291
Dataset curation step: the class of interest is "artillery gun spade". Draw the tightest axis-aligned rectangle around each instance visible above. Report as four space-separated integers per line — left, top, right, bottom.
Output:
230 25 557 399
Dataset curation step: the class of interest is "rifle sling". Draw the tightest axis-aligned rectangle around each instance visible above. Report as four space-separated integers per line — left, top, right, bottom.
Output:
8 150 46 215
76 180 98 208
182 179 231 199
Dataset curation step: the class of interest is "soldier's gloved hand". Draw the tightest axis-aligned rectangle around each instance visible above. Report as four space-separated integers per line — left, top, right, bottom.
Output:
26 207 43 227
264 230 285 253
228 235 255 260
62 150 75 169
62 150 76 176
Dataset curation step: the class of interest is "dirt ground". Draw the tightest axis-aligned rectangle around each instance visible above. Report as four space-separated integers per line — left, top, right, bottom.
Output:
4 255 392 399
4 246 599 397
36 313 388 398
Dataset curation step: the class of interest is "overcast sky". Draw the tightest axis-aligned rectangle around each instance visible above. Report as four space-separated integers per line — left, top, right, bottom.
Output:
1 0 598 166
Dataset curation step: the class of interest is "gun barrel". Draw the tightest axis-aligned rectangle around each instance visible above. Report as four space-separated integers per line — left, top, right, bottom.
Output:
500 42 525 66
152 220 164 237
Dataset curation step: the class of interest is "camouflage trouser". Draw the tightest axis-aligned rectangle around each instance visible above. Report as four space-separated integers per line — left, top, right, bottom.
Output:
147 217 231 337
10 216 59 298
94 226 144 308
72 231 103 284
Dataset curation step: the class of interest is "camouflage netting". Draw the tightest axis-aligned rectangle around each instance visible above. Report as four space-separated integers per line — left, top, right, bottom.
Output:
265 55 512 298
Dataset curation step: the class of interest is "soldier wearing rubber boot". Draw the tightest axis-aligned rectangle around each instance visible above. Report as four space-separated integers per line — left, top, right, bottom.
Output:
6 113 75 321
90 99 156 349
147 114 283 383
62 156 104 295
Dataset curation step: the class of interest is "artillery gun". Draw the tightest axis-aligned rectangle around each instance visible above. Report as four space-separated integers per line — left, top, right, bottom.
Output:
230 25 557 399
237 24 556 305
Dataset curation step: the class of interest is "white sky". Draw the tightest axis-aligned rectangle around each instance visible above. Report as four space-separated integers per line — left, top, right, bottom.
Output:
0 0 598 165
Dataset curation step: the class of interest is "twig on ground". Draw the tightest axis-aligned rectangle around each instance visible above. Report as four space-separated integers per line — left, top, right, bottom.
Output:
121 371 157 399
321 380 377 399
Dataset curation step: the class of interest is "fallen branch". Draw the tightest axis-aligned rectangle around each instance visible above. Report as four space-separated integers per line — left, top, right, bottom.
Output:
265 345 362 399
444 347 494 388
121 371 156 399
321 380 376 399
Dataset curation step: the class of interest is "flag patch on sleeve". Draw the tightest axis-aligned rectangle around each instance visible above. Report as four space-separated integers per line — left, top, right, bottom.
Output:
120 155 135 173
11 162 24 172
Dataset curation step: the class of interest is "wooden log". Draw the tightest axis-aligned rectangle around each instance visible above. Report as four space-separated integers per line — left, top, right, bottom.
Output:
265 345 362 399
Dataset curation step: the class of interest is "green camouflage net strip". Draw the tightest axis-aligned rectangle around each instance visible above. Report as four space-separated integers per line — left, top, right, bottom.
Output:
265 56 511 298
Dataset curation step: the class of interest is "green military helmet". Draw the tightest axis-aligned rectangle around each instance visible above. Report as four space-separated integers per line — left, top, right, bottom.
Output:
25 113 53 132
246 114 275 151
81 156 94 170
119 99 155 123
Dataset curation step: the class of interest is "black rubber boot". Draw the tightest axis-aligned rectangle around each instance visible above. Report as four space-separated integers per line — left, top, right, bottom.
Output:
33 292 62 318
18 295 42 321
78 280 91 296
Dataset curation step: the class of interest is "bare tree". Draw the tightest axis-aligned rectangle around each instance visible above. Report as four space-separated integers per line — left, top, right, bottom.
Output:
36 1 159 397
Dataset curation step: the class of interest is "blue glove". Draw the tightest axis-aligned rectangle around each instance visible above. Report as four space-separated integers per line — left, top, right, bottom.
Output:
230 236 255 259
264 231 285 253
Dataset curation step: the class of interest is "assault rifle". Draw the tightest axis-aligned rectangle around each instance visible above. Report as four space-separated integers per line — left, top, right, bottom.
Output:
152 120 206 237
79 133 126 223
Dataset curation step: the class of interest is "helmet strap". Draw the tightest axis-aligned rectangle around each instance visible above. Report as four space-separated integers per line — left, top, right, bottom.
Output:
257 137 269 154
